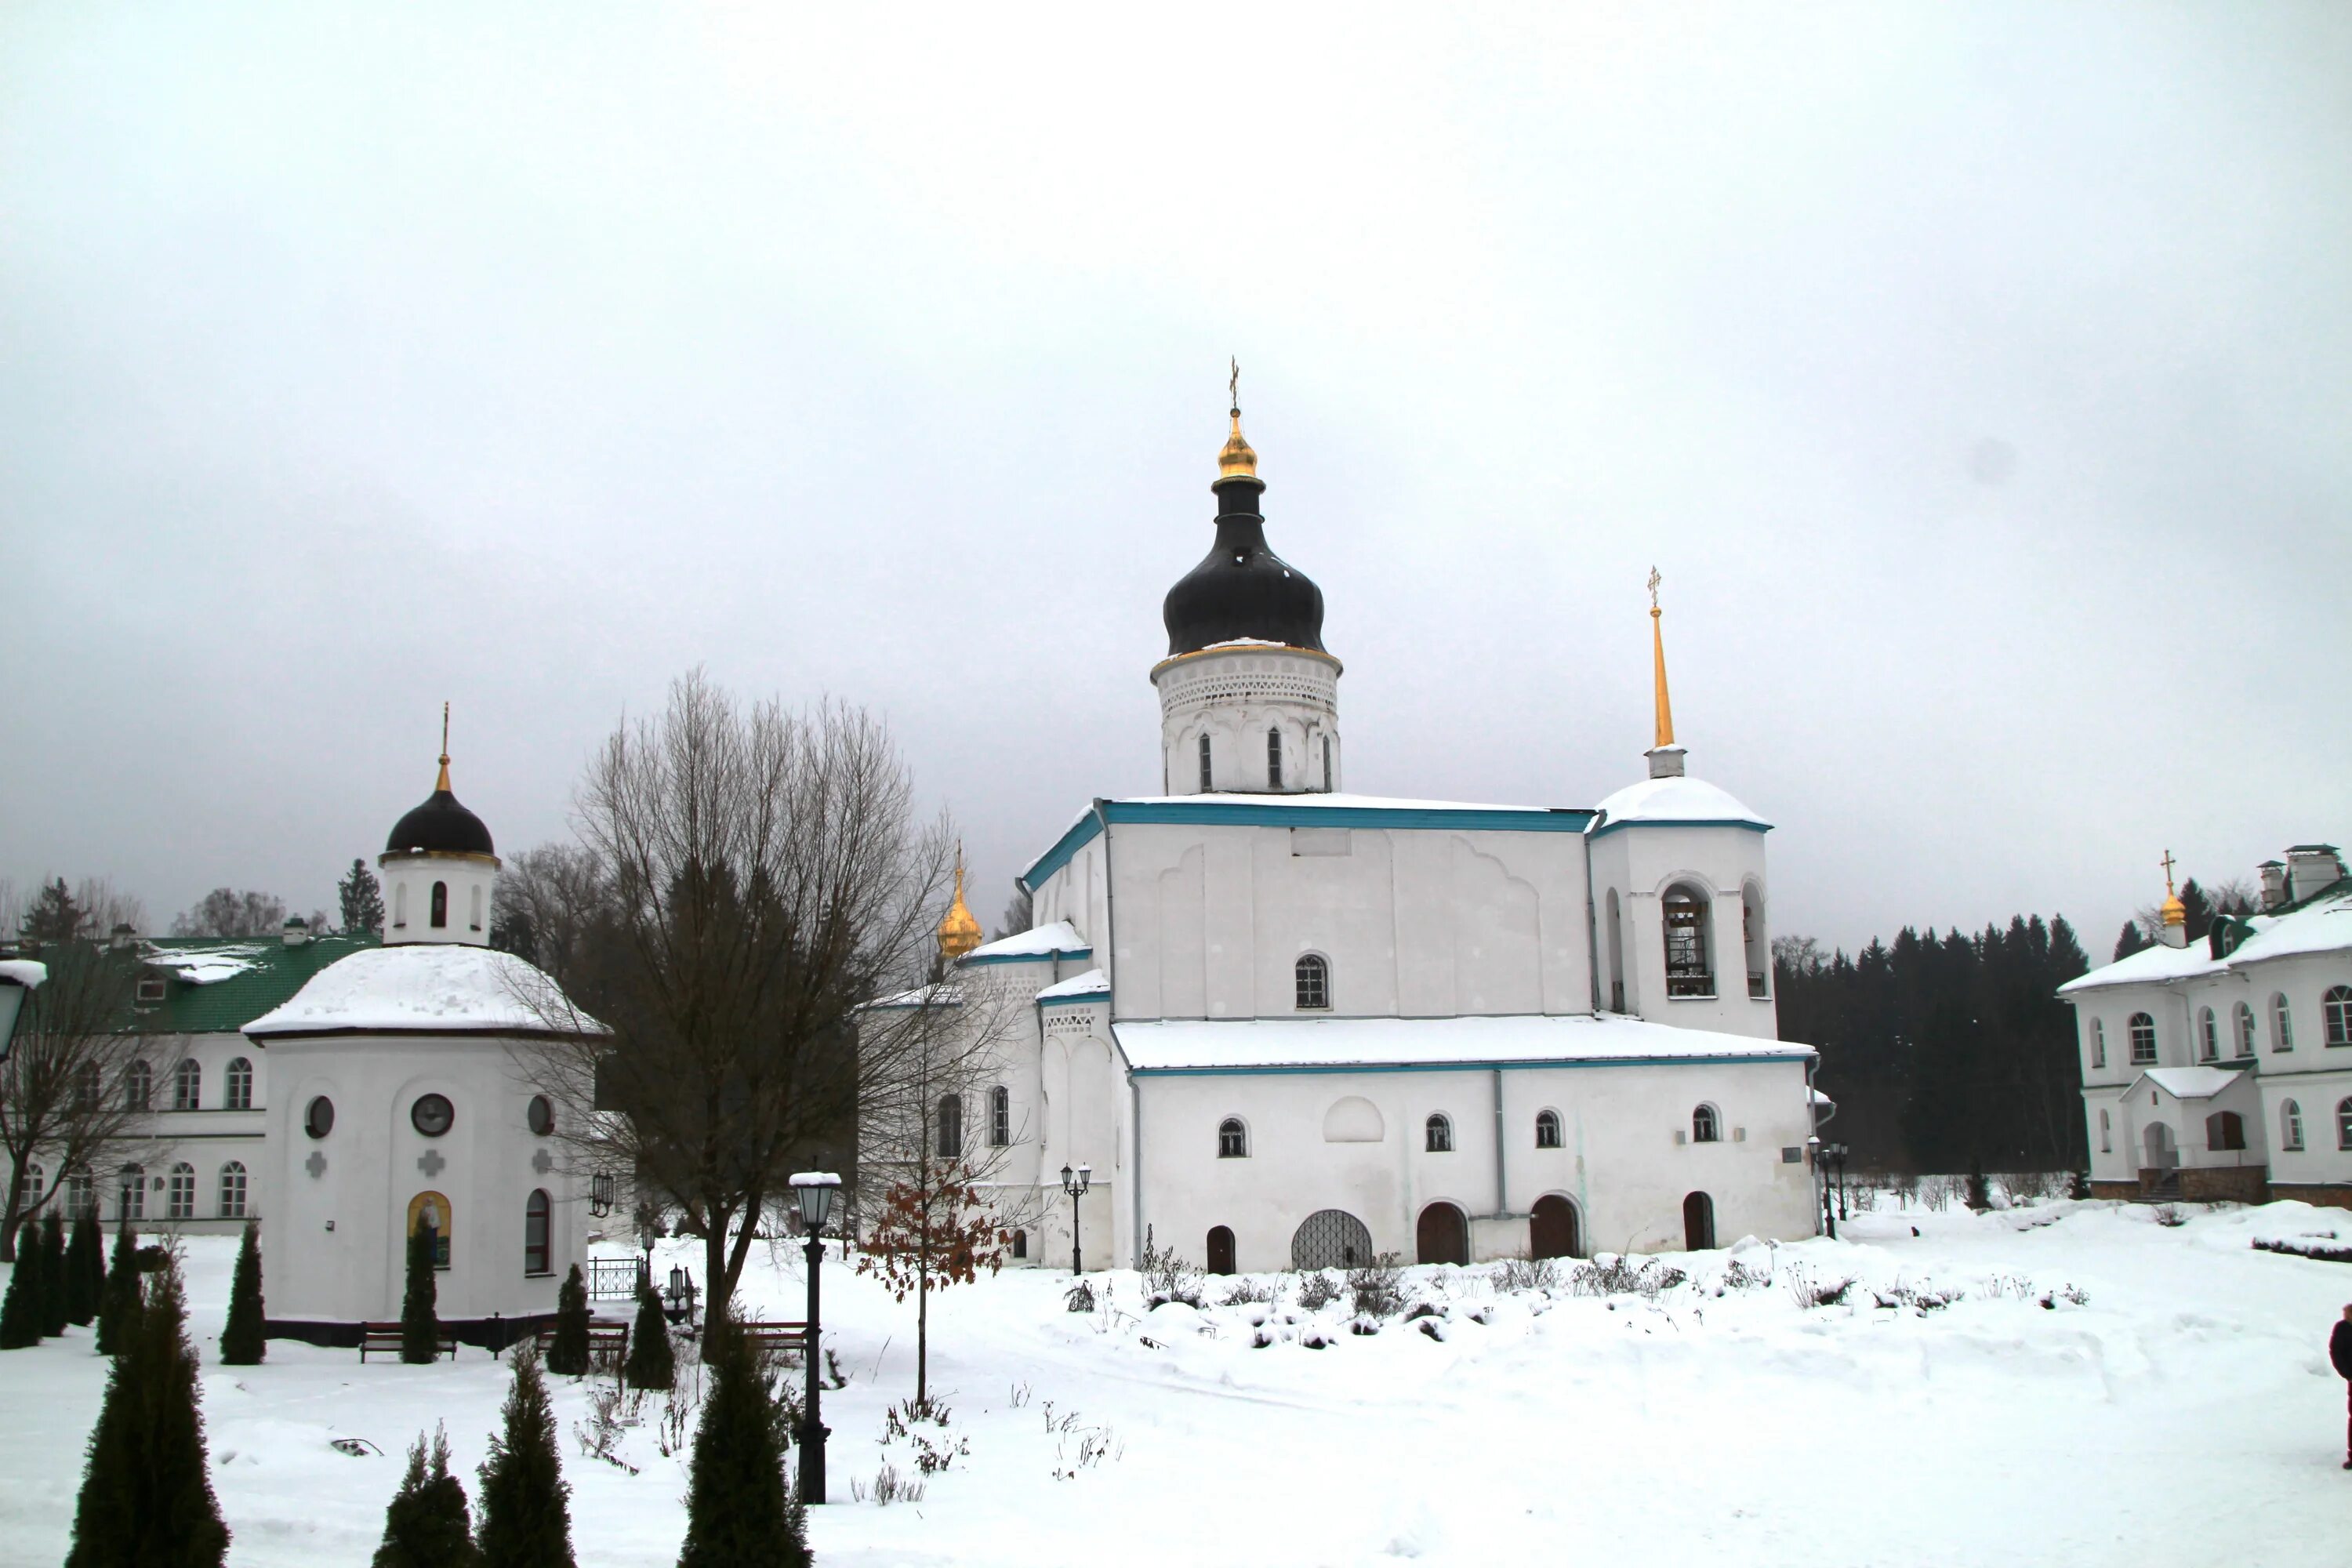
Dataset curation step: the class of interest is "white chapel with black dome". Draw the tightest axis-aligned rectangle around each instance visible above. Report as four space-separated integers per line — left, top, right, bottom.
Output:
865 399 1824 1275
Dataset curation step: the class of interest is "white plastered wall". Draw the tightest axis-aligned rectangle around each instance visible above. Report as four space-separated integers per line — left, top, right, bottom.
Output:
1584 821 1777 1040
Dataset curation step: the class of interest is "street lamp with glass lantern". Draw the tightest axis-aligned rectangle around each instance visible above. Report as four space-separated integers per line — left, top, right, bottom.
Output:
1059 1163 1091 1276
789 1171 841 1505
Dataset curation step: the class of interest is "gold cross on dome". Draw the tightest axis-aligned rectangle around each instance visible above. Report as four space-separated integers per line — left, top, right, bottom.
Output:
1647 566 1662 610
2160 848 2177 895
1229 357 1240 416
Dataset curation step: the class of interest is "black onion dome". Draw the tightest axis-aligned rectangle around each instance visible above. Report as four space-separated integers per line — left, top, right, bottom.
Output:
386 771 495 856
1161 474 1327 656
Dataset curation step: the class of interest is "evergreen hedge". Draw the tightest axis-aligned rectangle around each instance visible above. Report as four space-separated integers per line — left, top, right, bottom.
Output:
66 1213 102 1326
678 1310 809 1568
402 1222 442 1364
0 1221 44 1348
220 1220 267 1366
64 1256 230 1567
623 1285 673 1391
97 1220 142 1356
544 1265 590 1377
474 1348 575 1568
40 1210 70 1336
374 1423 480 1568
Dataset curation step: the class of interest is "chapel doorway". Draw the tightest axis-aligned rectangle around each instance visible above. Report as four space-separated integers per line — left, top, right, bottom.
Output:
1291 1209 1374 1270
1530 1194 1579 1260
1682 1191 1715 1251
2143 1122 2178 1170
1207 1225 1236 1276
1415 1202 1468 1266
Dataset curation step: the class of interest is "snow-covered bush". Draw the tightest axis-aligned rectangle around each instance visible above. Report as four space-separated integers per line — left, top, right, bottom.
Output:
1063 1279 1096 1313
1570 1255 1685 1300
2150 1204 2187 1229
1221 1276 1277 1308
1297 1270 1342 1312
1346 1253 1406 1318
1138 1233 1205 1309
1493 1256 1565 1294
1782 1265 1852 1308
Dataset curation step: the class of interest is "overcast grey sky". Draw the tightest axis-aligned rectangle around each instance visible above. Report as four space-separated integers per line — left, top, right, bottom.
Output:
5 5 2347 956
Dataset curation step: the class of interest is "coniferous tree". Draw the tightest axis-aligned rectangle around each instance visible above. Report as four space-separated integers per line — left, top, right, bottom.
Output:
66 1212 103 1326
402 1220 442 1364
374 1423 481 1568
0 1221 44 1347
474 1348 575 1568
545 1265 590 1377
1965 1158 1990 1212
65 1256 230 1568
341 858 387 937
220 1219 267 1365
97 1218 140 1355
2176 878 2216 942
623 1285 674 1391
2113 920 2149 961
41 1209 70 1336
677 1310 808 1568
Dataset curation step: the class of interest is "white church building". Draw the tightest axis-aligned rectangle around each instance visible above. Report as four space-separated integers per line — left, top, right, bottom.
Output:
866 404 1824 1274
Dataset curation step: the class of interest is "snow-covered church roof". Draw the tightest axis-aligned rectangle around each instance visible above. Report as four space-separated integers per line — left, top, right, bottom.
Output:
2057 880 2352 996
1112 1013 1813 1073
1587 775 1769 835
957 920 1092 965
245 945 607 1038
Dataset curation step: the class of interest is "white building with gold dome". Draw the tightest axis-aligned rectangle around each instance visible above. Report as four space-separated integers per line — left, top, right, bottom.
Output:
862 398 1824 1273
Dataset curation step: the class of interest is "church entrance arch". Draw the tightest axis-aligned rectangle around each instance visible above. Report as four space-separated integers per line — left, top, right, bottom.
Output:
2142 1122 2177 1170
1681 1191 1715 1251
1530 1194 1580 1259
1415 1202 1468 1266
1206 1225 1236 1276
1290 1209 1373 1270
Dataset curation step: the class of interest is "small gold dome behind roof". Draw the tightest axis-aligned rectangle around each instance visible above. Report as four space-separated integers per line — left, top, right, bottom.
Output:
2159 848 2186 927
1218 409 1257 482
938 848 982 964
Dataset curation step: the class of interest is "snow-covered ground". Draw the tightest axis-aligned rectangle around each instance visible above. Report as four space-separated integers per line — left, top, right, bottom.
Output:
4 1200 2350 1566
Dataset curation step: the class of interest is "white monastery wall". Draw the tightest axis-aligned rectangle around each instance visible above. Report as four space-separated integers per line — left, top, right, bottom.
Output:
1587 822 1776 1039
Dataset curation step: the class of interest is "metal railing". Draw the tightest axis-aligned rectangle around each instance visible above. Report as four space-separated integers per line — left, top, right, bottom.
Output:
586 1257 648 1301
1666 974 1715 999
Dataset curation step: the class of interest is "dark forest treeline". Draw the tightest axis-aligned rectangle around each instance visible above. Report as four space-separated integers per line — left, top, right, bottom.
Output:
1773 915 2090 1174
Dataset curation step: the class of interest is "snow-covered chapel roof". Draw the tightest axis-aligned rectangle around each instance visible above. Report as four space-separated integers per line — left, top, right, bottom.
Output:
2058 880 2352 996
1587 775 1769 836
245 945 606 1039
1112 1013 1813 1074
957 920 1091 965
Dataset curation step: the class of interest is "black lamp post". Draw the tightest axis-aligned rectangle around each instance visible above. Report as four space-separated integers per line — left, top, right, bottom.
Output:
1819 1142 1849 1238
1059 1162 1091 1276
1809 1135 1830 1240
789 1171 841 1506
662 1265 697 1329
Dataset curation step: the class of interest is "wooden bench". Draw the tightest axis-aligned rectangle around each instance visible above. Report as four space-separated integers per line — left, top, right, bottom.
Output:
739 1320 811 1363
535 1319 630 1369
360 1322 457 1363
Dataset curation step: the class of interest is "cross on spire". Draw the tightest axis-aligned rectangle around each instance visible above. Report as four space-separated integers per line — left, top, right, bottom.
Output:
1648 565 1662 612
2161 848 2177 897
1229 356 1241 417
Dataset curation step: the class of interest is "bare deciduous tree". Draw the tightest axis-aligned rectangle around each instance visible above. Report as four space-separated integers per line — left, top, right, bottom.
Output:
994 884 1033 942
169 887 287 938
1 940 143 1259
521 670 962 1327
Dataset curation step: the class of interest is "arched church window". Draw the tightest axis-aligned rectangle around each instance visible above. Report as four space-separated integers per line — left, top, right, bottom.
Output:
2339 1098 2352 1152
1198 734 1212 792
394 881 408 928
1606 888 1626 1013
524 1190 550 1276
989 1085 1010 1147
1011 1229 1027 1260
2273 993 2295 1051
1294 953 1330 1011
937 1094 964 1159
470 884 484 932
1322 735 1332 791
1218 1117 1248 1158
1535 1109 1562 1149
2234 1002 2256 1057
1267 728 1283 789
1425 1113 1453 1152
224 1057 253 1111
2127 1013 2156 1065
1741 883 1768 998
2326 985 2352 1047
2098 1107 2111 1152
430 881 448 929
218 1161 248 1218
2281 1099 2303 1150
172 1058 201 1111
2198 1007 2217 1061
1691 1104 1720 1143
124 1059 152 1112
166 1163 196 1220
2090 1018 2105 1068
118 1165 144 1220
1663 886 1714 998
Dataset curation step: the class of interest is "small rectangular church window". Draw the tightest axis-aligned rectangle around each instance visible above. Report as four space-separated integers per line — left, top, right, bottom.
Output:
1781 1147 1802 1163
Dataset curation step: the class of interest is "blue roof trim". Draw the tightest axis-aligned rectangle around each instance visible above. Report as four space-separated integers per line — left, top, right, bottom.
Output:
1588 816 1771 840
960 948 1092 968
1128 1051 1813 1078
1021 800 1597 891
1038 992 1109 1008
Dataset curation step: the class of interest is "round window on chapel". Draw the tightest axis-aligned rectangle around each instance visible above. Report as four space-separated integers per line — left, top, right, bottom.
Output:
304 1096 335 1139
527 1095 554 1137
410 1093 456 1138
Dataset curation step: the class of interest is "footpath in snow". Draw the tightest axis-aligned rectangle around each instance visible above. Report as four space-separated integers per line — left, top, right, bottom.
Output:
2 1198 2349 1567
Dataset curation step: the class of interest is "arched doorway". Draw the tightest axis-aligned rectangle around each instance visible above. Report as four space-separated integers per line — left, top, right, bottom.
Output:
1206 1225 1236 1276
1416 1202 1468 1266
1291 1209 1374 1270
2143 1122 2178 1170
1682 1191 1715 1251
1530 1195 1579 1259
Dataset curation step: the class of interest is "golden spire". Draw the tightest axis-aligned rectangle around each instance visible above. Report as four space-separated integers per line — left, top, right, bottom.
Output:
938 843 983 964
1218 356 1258 481
2160 848 2186 928
1648 567 1676 750
436 701 452 793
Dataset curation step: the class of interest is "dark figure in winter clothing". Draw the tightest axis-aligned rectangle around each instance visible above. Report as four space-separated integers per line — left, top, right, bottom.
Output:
2333 1305 2352 1470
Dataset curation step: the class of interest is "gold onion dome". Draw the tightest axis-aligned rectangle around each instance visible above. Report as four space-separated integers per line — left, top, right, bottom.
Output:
1218 409 1257 481
938 855 982 963
2160 891 2187 928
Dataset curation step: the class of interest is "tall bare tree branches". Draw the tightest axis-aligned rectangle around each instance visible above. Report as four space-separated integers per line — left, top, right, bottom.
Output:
0 941 141 1258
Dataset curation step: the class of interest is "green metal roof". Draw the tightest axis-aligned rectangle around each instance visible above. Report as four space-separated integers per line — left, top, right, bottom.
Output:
127 935 380 1036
